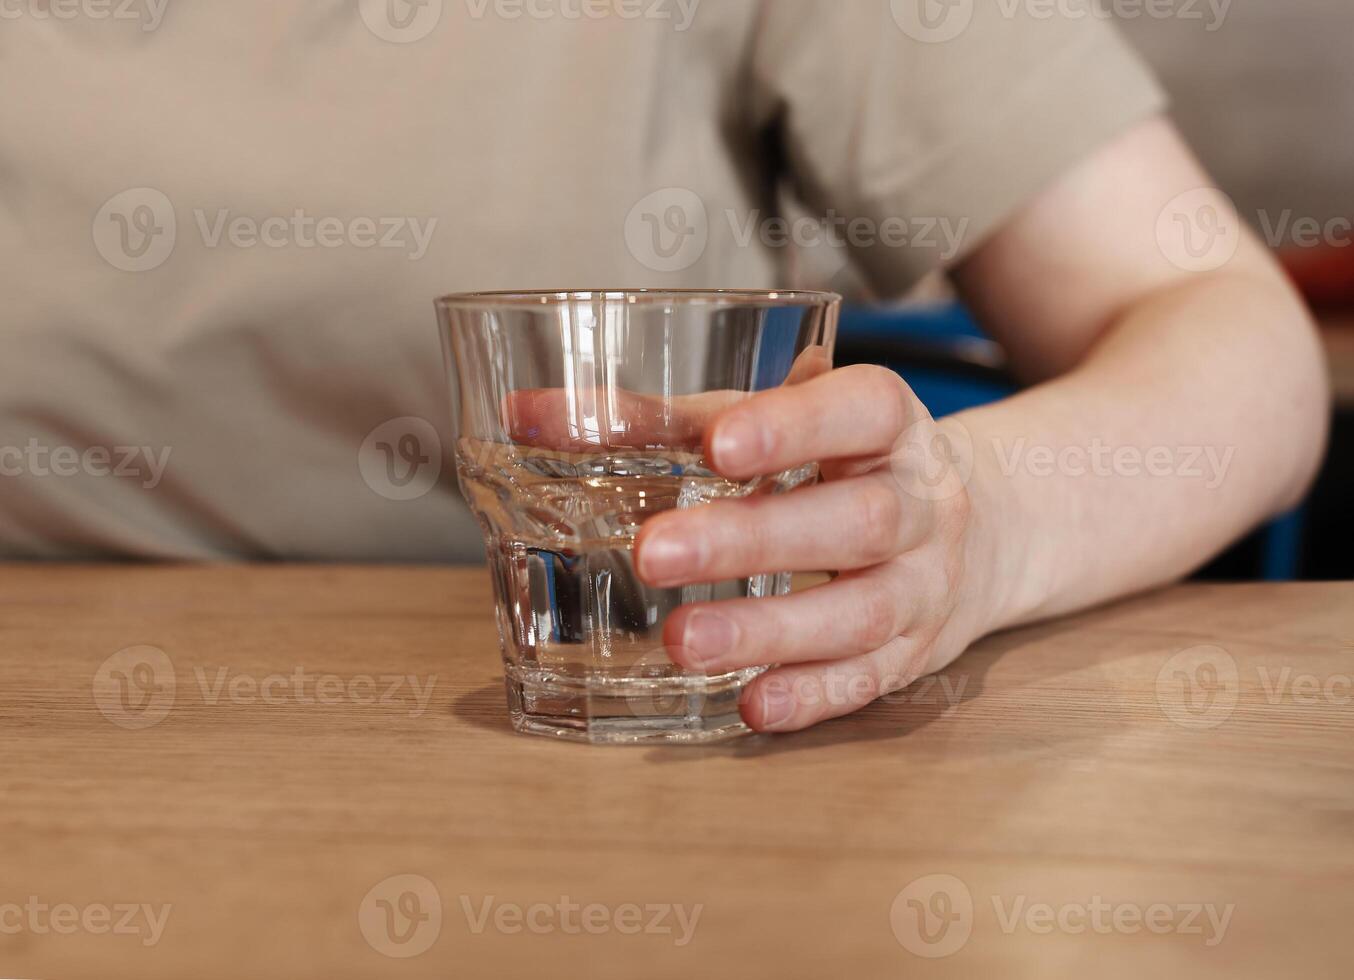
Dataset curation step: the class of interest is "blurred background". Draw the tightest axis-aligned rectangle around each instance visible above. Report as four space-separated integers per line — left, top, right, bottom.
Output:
809 0 1353 581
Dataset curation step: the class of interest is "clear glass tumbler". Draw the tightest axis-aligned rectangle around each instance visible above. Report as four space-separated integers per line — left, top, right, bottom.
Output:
437 289 840 744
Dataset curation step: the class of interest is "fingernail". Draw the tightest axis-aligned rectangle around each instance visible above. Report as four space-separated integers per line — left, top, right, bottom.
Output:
680 611 739 670
711 414 765 472
755 690 795 732
639 532 701 585
745 674 797 732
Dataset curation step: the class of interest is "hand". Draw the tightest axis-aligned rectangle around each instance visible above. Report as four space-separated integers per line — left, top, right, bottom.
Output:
634 364 995 733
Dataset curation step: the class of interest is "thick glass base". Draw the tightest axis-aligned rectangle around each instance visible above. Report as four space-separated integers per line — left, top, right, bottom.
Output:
504 663 760 744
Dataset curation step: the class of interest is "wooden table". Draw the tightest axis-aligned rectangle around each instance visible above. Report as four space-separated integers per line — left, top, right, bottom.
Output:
2 566 1351 979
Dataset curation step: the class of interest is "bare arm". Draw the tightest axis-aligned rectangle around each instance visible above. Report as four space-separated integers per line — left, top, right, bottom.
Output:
635 115 1330 732
953 115 1329 630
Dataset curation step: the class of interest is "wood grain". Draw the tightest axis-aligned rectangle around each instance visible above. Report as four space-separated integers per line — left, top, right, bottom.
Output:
0 565 1351 978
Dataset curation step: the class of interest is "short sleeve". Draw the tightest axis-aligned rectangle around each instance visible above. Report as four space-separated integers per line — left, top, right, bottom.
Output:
748 0 1168 297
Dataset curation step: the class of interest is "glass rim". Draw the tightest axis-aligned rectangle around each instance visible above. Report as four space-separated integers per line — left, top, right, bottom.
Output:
434 287 842 310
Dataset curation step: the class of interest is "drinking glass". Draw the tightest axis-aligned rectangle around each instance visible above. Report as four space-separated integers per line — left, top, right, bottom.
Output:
437 289 840 744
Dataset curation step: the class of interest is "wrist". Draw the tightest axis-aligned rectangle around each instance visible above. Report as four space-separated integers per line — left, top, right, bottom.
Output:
950 410 1038 639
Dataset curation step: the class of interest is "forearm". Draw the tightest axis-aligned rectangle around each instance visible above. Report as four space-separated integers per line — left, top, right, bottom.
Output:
959 269 1330 635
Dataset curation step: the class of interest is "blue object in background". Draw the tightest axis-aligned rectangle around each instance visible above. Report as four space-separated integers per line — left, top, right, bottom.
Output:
838 302 1304 582
839 303 1014 417
1261 508 1305 582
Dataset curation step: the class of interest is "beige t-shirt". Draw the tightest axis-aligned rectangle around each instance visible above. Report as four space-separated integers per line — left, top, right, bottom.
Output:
0 0 1162 561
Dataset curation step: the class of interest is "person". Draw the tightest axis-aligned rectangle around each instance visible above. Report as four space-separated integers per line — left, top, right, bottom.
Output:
0 2 1328 731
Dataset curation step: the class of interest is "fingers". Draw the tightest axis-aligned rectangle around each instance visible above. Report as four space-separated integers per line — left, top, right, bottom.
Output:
706 364 920 479
498 350 856 462
498 346 831 454
784 344 834 385
635 470 923 586
663 567 921 674
502 387 741 453
740 641 933 733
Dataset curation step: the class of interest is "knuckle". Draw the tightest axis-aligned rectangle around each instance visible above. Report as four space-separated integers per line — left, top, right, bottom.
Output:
754 411 782 463
876 641 925 696
845 665 883 706
854 481 905 562
732 497 776 568
938 481 973 531
854 580 902 651
854 364 914 435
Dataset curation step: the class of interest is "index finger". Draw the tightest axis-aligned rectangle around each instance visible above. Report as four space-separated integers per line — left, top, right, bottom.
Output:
705 364 918 479
503 387 738 453
502 345 836 454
